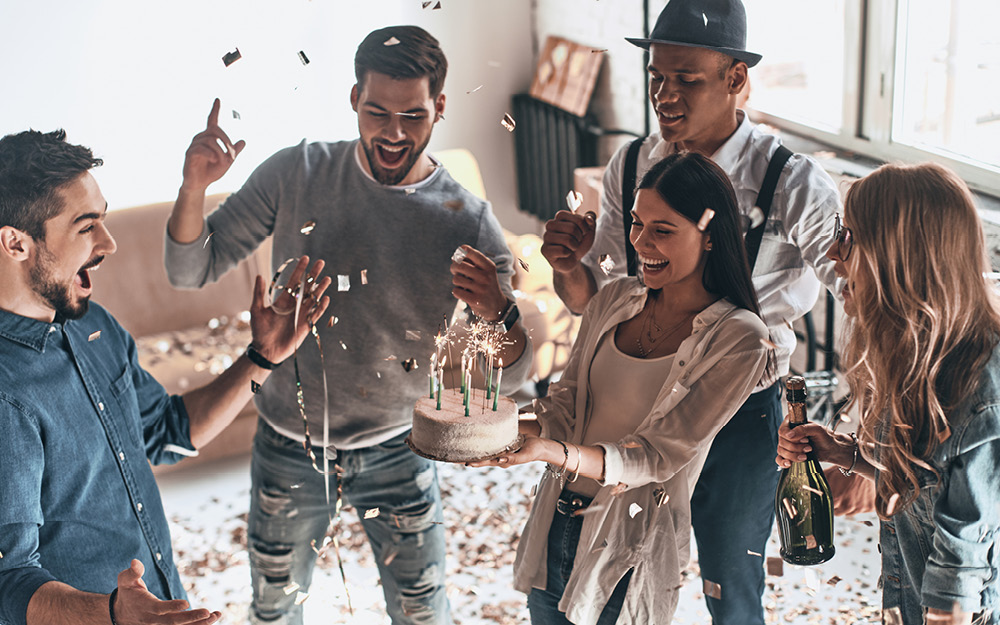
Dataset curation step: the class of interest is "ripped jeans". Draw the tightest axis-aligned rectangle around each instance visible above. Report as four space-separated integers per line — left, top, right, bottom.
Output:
248 419 452 625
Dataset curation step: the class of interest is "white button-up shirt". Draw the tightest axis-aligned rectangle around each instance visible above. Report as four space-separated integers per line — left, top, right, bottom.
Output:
582 112 843 388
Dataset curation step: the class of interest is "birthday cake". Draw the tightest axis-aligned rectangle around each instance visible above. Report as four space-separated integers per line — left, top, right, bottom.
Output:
408 388 520 462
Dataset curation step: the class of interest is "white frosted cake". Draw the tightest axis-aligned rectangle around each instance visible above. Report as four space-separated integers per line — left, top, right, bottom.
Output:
408 388 520 462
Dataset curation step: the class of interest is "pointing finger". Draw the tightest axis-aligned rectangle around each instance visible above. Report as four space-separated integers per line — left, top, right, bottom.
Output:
207 98 221 129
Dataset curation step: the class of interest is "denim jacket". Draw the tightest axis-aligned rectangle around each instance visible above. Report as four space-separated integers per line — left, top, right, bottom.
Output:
0 304 192 625
876 345 1000 624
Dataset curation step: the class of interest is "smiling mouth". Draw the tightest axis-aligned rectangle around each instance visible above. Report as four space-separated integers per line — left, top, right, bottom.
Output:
639 255 668 270
375 142 409 167
75 256 105 291
657 111 684 124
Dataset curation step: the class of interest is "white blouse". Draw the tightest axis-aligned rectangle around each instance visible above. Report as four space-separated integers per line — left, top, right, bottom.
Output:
513 277 769 625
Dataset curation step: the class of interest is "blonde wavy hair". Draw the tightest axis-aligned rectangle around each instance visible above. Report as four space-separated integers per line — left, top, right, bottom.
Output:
840 162 1000 520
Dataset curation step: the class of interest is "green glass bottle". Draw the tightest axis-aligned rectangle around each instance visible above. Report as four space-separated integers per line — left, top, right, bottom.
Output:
775 376 836 565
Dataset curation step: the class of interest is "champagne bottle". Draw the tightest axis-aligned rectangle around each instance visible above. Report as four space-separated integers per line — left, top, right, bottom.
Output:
775 376 836 565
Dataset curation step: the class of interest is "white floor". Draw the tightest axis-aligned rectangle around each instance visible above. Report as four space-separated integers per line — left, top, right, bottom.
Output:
157 453 882 624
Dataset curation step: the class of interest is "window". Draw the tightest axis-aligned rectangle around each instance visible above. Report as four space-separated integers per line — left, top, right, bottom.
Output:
745 0 1000 195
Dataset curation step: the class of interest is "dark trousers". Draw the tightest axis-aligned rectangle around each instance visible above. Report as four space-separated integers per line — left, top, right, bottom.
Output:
690 384 783 625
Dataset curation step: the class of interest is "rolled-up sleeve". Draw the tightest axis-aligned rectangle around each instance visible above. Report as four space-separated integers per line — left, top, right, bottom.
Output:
0 399 58 625
922 409 1000 613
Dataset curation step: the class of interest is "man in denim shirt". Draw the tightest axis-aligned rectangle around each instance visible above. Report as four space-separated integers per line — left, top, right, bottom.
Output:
0 129 330 625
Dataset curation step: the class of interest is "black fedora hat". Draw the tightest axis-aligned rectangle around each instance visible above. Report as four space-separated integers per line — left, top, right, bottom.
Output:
626 0 762 68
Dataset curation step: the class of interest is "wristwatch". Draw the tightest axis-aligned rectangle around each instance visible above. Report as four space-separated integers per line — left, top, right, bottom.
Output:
495 298 520 331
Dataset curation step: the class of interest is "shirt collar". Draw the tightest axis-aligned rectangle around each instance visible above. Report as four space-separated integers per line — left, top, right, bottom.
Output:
619 280 741 331
708 109 753 178
0 307 62 352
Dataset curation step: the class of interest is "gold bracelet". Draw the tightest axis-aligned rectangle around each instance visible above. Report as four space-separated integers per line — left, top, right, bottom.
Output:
567 444 582 483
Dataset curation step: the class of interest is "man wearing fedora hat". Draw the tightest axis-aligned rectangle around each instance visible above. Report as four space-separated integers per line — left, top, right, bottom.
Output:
541 0 842 623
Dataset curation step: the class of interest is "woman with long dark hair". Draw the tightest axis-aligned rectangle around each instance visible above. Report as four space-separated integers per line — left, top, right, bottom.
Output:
776 163 1000 625
473 152 772 624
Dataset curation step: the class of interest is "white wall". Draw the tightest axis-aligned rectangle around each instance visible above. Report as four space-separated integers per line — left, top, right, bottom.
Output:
0 0 541 234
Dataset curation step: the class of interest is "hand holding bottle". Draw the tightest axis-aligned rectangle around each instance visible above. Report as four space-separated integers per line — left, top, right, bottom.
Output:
775 419 854 469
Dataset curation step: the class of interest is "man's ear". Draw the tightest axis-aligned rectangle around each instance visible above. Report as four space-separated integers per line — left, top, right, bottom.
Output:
350 84 360 112
434 92 446 122
0 226 32 262
729 62 749 95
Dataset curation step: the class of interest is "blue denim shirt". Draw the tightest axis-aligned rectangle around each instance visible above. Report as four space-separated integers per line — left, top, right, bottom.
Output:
877 345 1000 624
0 303 192 625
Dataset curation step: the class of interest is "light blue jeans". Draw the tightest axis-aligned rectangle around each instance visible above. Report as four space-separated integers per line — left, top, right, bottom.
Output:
247 419 451 624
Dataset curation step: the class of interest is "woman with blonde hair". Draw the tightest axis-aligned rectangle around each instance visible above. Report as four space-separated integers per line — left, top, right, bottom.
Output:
777 162 1000 624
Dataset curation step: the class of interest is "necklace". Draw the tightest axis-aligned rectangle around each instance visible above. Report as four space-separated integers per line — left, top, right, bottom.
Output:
635 297 694 357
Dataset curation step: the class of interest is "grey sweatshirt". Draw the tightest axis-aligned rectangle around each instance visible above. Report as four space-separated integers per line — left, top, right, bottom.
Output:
165 139 530 449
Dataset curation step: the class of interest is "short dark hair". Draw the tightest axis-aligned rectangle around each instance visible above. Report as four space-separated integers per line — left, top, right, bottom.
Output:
354 25 448 97
0 129 102 241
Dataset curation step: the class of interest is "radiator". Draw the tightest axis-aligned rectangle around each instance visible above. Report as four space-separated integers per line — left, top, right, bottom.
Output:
512 94 601 221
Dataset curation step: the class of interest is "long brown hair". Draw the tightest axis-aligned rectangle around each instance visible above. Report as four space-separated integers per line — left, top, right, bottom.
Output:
840 162 1000 519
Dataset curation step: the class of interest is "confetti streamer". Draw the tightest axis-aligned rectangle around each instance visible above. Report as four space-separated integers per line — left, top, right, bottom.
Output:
222 48 242 67
88 331 101 342
500 113 516 132
300 220 316 235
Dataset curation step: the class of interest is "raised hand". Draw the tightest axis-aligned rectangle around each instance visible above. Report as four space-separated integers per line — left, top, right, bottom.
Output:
114 559 220 625
181 98 246 191
250 256 332 365
450 245 508 321
540 210 597 274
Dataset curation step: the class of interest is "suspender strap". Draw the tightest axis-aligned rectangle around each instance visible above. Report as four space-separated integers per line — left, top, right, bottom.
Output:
745 144 793 271
621 138 644 277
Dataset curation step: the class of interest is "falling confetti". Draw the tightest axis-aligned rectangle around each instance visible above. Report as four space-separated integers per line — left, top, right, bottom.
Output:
382 545 399 566
518 258 530 272
628 503 642 518
404 188 416 195
443 199 464 211
565 190 583 212
250 380 262 394
827 575 843 586
283 582 300 595
747 549 762 557
622 441 643 449
294 591 310 605
801 485 823 496
327 316 339 327
384 37 401 46
883 607 904 625
805 534 818 549
401 358 418 372
338 275 350 292
297 50 310 65
361 269 369 285
697 208 715 232
703 580 722 600
364 508 380 519
466 85 483 94
300 220 316 235
653 488 669 507
384 354 397 361
748 206 766 229
766 556 784 576
759 337 777 350
339 341 348 350
886 492 900 516
451 246 468 264
938 423 951 443
88 330 101 342
610 483 628 497
591 48 608 53
702 11 708 26
599 254 616 276
500 113 516 132
203 232 215 248
405 330 422 341
222 48 242 67
782 497 797 519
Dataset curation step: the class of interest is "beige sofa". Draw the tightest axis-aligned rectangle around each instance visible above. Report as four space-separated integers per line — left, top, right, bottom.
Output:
91 151 577 474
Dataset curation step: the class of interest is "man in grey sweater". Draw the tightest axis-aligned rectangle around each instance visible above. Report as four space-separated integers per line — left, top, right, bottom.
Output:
164 25 529 625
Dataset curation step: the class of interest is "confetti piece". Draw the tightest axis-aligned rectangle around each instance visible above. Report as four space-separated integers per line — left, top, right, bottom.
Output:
610 483 628 497
628 503 642 518
163 444 199 457
203 232 215 248
384 37 401 46
294 591 310 605
886 492 900 516
623 441 643 448
376 371 382 379
883 607 904 625
466 85 483 94
384 354 397 361
703 580 722 600
861 519 874 526
803 567 819 591
401 358 418 372
592 48 608 53
364 508 380 519
327 316 339 327
297 50 310 65
565 190 583 212
805 534 818 549
382 545 399 566
653 488 669 507
766 556 784 576
599 254 616 276
827 575 843 586
748 206 766 229
589 539 608 554
232 110 241 120
697 208 715 232
250 380 262 394
300 220 316 235
337 275 350 292
88 330 101 342
530 484 537 497
500 113 516 132
431 1 442 9
702 11 708 26
518 258 529 272
405 330 422 341
443 199 464 211
222 48 242 67
747 549 762 557
759 337 777 350
283 582 300 595
801 485 823 496
339 340 348 350
361 269 369 285
782 497 797 519
451 246 468 264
